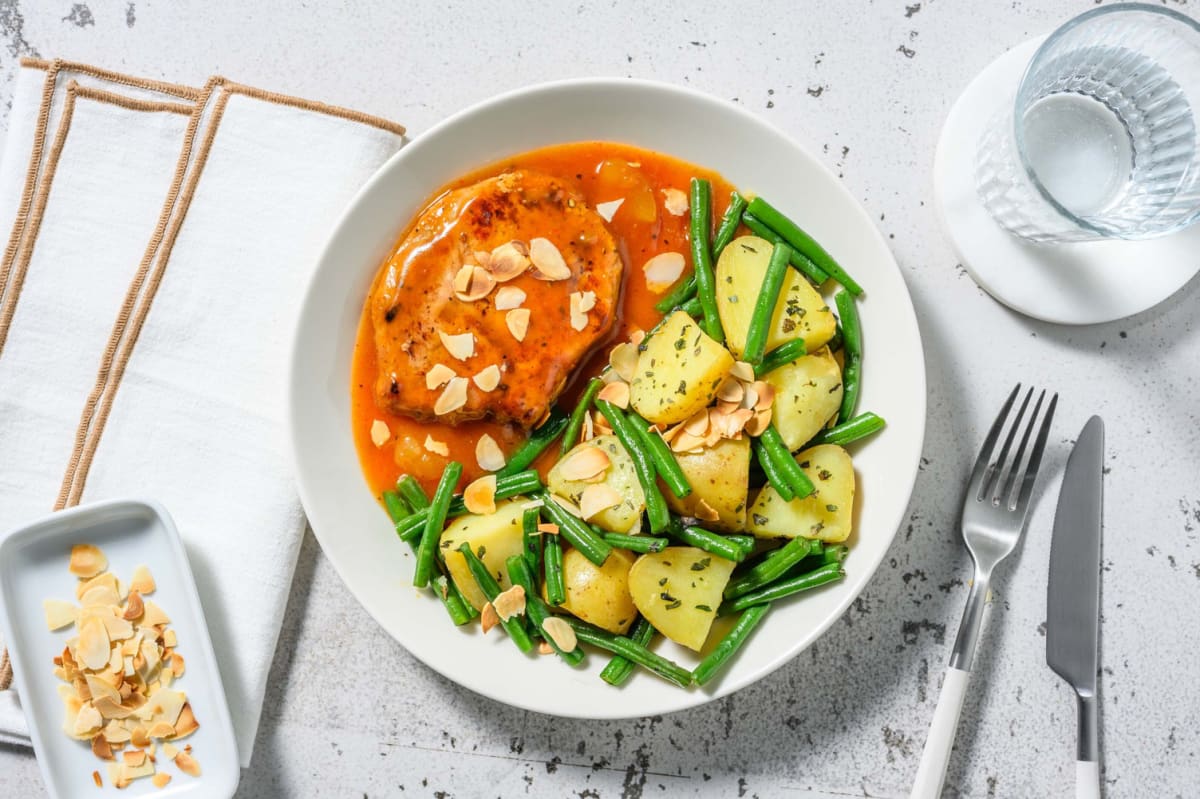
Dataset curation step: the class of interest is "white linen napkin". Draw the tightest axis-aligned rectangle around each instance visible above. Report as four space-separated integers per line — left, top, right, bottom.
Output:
0 58 405 766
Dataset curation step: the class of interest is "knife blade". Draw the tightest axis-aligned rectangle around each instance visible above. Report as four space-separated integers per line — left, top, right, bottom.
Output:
1046 415 1104 797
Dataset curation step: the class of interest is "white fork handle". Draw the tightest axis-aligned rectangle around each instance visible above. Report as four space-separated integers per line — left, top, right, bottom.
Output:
910 667 971 799
1077 761 1100 799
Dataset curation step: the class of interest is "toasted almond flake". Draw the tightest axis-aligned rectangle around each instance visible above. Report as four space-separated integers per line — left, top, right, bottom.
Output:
607 343 638 383
76 572 119 601
474 250 492 268
642 252 686 292
92 733 114 761
80 584 121 609
683 409 710 437
717 379 745 404
161 742 178 760
370 419 391 448
629 329 646 347
121 590 144 621
494 286 526 310
473 364 501 393
740 384 759 412
505 308 530 342
174 751 201 778
492 585 527 621
129 726 150 748
103 721 132 743
452 262 474 293
423 435 449 456
579 484 623 520
44 598 77 630
434 376 469 416
660 423 684 445
536 523 560 536
487 241 532 282
162 629 176 648
480 602 500 634
578 290 597 312
463 475 498 515
593 416 613 437
79 618 111 670
87 675 121 704
661 188 688 216
426 363 457 391
93 770 103 788
596 380 630 409
455 265 497 302
581 411 595 442
75 702 103 736
541 617 578 651
529 237 571 281
716 399 741 417
69 544 107 579
123 749 146 767
745 408 772 436
148 722 175 739
140 602 170 628
168 704 198 741
728 408 755 434
152 773 171 789
729 361 755 383
475 434 506 472
595 198 623 222
169 654 185 678
670 431 707 453
752 380 776 411
568 292 589 332
537 641 554 655
438 330 475 361
129 565 155 596
551 495 584 518
695 498 721 522
558 446 611 481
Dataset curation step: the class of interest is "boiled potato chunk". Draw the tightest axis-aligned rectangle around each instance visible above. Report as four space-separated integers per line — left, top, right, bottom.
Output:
630 310 734 426
663 437 750 532
440 499 526 611
627 546 736 651
559 548 637 634
747 445 854 542
547 435 645 533
715 235 836 357
766 346 843 451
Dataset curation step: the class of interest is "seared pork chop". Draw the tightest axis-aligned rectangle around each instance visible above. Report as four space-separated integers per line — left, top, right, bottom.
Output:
369 170 623 427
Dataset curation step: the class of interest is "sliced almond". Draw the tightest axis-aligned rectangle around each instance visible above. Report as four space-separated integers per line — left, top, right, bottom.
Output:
123 749 146 767
473 364 501 393
161 742 179 760
541 617 577 652
609 343 638 383
87 675 122 705
480 602 500 634
162 629 176 648
529 237 571 280
751 380 775 411
92 733 114 760
695 498 721 522
140 602 170 628
75 702 103 736
581 410 595 442
494 286 526 310
629 329 646 347
463 475 497 515
550 495 584 518
745 408 772 437
168 654 185 678
487 241 531 282
152 773 172 789
740 384 759 412
492 584 526 621
728 408 755 435
683 409 710 437
455 265 496 302
536 523 560 536
122 590 144 621
717 379 745 404
670 431 707 453
452 262 474 294
69 544 107 578
370 419 391 448
557 446 611 481
423 435 449 457
505 308 530 342
438 330 476 362
475 434 506 472
434 376 469 416
729 361 755 383
80 584 120 609
148 722 175 739
425 363 457 391
103 720 132 743
174 751 201 778
537 641 554 655
595 198 623 222
44 598 77 630
76 572 119 601
569 293 589 332
578 290 597 312
78 618 111 670
661 188 688 216
642 252 686 292
129 565 155 596
596 380 630 409
473 250 492 269
579 484 623 520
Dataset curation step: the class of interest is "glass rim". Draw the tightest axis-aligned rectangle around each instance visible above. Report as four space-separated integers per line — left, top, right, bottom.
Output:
1012 2 1200 236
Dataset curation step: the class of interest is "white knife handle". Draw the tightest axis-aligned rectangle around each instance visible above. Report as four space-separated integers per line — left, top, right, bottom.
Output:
910 666 971 799
1076 760 1100 799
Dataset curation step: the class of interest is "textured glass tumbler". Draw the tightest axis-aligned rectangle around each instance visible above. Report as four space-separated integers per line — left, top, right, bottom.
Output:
976 4 1200 242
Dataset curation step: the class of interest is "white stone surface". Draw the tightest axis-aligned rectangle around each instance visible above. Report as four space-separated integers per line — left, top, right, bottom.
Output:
1 1 1198 797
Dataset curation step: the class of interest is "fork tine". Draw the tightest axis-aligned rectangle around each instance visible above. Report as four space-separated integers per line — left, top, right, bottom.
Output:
998 390 1045 507
981 386 1033 503
967 384 1021 502
1013 392 1058 513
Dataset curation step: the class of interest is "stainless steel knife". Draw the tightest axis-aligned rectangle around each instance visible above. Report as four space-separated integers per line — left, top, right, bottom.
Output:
1046 415 1104 799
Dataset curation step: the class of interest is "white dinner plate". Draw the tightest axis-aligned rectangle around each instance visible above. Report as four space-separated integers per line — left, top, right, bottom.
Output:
288 78 926 718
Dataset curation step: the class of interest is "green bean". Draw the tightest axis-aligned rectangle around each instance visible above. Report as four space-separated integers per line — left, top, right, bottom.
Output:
755 338 808 377
689 178 724 343
457 543 534 653
562 618 692 688
760 425 815 498
628 412 691 499
821 544 850 564
741 212 829 285
538 494 613 566
664 523 747 562
432 574 473 626
681 296 703 318
506 556 585 665
523 507 542 572
497 409 568 478
382 490 412 524
394 470 544 543
711 190 748 260
722 562 845 613
808 412 886 447
396 474 430 510
595 399 671 533
544 532 566 605
746 197 861 296
743 242 792 365
654 273 698 314
725 537 821 600
414 462 461 587
693 603 771 686
833 291 861 358
752 437 796 502
600 617 655 686
839 354 861 424
561 378 604 456
829 323 844 353
725 535 757 558
601 533 668 554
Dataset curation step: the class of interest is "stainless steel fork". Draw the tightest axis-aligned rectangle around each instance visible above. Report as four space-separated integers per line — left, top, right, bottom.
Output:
911 385 1058 799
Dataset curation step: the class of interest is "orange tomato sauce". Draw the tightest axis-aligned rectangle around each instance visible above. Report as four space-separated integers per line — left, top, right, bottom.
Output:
351 142 735 499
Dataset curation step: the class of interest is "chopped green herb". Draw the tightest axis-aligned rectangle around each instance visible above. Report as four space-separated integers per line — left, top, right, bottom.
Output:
690 557 711 571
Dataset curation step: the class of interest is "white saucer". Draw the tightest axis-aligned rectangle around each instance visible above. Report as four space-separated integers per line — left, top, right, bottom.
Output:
933 38 1200 325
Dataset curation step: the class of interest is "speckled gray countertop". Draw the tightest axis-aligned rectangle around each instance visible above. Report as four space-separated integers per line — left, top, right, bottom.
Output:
1 1 1198 797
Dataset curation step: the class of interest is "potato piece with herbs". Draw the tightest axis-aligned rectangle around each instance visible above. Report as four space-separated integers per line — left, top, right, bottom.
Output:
747 444 854 542
557 548 637 634
715 236 836 357
662 437 750 532
765 346 843 451
628 546 736 651
630 310 734 426
547 435 645 533
440 500 527 611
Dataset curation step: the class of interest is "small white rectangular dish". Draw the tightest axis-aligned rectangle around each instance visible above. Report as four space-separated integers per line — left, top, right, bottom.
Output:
0 498 239 798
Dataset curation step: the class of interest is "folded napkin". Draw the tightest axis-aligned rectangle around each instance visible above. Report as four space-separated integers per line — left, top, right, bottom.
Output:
0 58 405 765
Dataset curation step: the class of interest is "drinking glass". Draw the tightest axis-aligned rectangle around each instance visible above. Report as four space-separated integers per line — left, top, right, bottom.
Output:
976 4 1200 242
